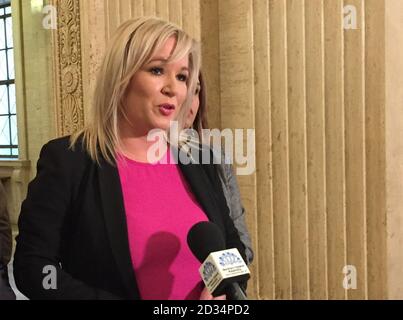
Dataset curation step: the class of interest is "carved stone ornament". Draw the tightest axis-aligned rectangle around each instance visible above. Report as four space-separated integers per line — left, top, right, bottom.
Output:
55 0 84 135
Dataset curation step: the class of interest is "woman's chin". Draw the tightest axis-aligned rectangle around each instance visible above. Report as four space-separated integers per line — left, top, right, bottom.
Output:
159 117 180 130
148 120 171 133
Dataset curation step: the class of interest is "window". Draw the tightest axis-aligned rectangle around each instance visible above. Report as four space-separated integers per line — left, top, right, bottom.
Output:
0 0 17 158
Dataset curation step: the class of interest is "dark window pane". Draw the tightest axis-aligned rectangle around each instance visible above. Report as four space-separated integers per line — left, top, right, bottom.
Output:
0 0 10 7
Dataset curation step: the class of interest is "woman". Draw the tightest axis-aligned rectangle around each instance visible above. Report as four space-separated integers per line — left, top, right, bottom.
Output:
13 17 246 300
185 73 254 265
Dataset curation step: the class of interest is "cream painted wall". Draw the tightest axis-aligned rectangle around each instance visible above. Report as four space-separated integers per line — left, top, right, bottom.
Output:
386 0 403 300
1 0 56 224
16 0 56 166
200 0 395 300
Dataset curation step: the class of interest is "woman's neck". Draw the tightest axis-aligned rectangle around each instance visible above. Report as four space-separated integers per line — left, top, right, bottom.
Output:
120 135 157 163
119 126 168 163
118 116 169 163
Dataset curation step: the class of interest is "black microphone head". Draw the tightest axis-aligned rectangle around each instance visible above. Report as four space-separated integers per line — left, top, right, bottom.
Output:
187 221 226 263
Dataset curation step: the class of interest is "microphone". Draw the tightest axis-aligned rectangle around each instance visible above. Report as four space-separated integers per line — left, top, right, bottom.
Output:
187 221 250 300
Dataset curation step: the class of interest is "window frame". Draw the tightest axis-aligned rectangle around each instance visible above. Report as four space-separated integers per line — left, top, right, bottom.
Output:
0 0 18 159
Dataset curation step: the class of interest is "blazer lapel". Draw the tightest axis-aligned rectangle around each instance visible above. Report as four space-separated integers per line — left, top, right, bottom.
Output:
177 155 225 231
97 159 140 299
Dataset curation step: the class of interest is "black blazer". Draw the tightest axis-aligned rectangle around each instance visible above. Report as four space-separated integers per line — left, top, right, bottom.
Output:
13 136 246 300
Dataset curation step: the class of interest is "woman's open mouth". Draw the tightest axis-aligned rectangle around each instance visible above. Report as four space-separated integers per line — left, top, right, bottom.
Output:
158 104 176 116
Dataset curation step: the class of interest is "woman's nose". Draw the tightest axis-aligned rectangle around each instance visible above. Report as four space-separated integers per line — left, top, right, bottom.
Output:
161 79 177 97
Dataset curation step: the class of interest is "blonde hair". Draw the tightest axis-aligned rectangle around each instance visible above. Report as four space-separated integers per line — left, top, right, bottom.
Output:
71 16 201 164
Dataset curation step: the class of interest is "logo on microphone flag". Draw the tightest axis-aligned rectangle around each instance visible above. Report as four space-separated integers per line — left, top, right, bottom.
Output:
219 252 243 266
202 262 217 283
199 248 250 294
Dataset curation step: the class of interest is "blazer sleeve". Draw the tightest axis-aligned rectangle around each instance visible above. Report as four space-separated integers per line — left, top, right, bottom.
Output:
218 163 254 264
205 162 250 295
13 139 121 300
201 159 248 262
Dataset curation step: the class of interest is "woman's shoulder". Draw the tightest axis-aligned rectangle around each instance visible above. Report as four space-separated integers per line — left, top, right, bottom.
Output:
39 135 90 166
44 135 78 149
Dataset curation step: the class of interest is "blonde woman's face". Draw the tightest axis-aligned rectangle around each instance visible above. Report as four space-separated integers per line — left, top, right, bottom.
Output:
121 36 190 135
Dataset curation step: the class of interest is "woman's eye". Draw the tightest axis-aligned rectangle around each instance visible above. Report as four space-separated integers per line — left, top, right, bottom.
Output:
150 67 163 75
177 74 188 82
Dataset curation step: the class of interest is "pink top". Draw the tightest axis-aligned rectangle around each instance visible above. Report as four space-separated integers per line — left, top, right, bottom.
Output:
117 149 208 300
